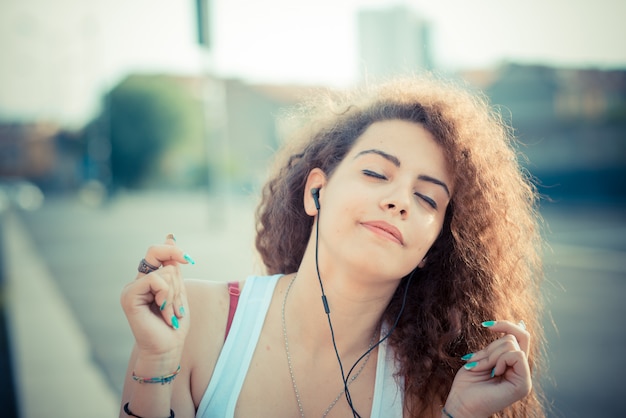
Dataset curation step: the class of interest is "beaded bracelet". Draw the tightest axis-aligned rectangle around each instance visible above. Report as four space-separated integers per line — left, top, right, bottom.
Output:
132 365 181 385
442 407 454 418
124 402 174 418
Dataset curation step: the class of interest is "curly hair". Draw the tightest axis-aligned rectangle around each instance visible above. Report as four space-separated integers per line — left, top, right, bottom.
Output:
255 74 546 417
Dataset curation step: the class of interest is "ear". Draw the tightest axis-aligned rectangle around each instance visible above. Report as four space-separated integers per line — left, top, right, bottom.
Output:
304 168 326 216
418 257 427 268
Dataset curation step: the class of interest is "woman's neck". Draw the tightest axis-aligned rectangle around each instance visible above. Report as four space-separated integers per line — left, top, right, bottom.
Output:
285 255 400 357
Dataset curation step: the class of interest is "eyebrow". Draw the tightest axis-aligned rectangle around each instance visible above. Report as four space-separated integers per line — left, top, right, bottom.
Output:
355 149 401 167
355 148 451 198
418 174 451 198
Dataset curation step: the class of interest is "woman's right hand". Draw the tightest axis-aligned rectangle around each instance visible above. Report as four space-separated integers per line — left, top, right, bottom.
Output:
120 234 194 359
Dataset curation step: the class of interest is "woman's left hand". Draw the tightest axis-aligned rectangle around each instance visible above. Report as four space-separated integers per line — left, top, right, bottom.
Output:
443 320 532 417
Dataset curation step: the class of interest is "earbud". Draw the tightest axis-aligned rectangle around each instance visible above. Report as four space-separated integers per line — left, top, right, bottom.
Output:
311 187 320 210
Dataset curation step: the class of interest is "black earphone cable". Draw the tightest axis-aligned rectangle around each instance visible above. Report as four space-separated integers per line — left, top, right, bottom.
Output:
345 270 415 383
313 201 414 418
314 205 358 416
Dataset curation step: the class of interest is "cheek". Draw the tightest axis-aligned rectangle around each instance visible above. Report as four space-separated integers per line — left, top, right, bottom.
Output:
411 215 444 250
320 194 360 236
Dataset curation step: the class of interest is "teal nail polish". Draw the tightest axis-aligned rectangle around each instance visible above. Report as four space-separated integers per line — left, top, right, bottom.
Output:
179 306 185 317
490 367 496 378
171 315 179 330
482 320 496 327
464 361 478 370
160 300 167 311
183 253 195 265
461 353 474 361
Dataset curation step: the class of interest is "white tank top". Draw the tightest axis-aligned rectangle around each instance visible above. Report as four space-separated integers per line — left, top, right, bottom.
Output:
195 274 404 417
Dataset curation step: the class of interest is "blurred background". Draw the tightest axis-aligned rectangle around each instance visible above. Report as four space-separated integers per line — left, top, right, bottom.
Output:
0 0 624 417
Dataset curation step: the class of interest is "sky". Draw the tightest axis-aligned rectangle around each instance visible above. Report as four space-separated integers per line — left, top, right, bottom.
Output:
1 0 625 127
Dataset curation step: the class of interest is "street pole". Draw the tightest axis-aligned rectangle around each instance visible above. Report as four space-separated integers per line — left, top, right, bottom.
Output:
196 0 231 227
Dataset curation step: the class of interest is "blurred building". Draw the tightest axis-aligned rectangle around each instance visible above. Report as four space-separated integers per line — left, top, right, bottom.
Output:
0 122 58 180
0 122 88 190
81 74 326 193
219 80 327 190
462 63 626 201
357 5 434 80
3 63 623 202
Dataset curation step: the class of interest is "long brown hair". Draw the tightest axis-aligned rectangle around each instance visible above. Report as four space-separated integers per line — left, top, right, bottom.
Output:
255 74 546 417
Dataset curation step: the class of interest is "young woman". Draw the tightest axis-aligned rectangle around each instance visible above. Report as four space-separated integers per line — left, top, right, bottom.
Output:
120 74 547 417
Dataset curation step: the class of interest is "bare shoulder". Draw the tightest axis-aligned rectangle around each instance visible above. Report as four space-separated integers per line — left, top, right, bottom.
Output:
182 279 240 407
183 278 234 353
185 279 230 324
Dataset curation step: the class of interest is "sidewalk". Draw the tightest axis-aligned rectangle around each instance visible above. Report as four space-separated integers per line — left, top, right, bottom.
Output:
4 211 119 418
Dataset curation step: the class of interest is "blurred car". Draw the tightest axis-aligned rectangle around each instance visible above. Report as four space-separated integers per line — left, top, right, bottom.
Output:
0 179 45 212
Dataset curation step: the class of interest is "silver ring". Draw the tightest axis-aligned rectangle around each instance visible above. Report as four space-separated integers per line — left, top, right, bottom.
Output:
138 258 160 274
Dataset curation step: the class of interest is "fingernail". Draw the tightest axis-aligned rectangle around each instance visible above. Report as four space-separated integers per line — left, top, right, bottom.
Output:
166 233 176 242
482 320 496 327
171 315 179 330
183 253 195 265
464 361 478 370
518 320 526 330
461 353 474 361
179 306 185 317
490 367 496 378
160 300 167 311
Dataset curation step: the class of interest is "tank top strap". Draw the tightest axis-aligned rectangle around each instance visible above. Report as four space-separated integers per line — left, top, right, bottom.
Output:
196 274 282 418
370 332 404 417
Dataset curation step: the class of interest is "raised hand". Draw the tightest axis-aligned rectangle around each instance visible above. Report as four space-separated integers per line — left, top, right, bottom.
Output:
443 320 532 417
120 234 195 358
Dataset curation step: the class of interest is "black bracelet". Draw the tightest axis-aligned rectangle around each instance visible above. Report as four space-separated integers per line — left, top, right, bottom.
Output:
124 402 175 418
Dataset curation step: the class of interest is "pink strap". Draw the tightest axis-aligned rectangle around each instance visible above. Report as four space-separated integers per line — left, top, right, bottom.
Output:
225 281 240 341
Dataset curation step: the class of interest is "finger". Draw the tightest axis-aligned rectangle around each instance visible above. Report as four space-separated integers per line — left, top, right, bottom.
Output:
135 244 194 279
166 234 196 266
171 271 187 319
149 270 182 330
152 264 188 326
144 244 187 267
492 350 532 396
159 264 182 313
162 233 178 268
147 234 195 268
156 263 188 322
123 270 169 312
460 319 529 365
147 235 191 320
172 281 188 319
463 334 522 377
478 320 530 355
124 266 182 330
463 334 522 373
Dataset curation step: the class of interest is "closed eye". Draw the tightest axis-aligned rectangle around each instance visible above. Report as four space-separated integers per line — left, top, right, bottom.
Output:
362 169 387 180
415 193 437 209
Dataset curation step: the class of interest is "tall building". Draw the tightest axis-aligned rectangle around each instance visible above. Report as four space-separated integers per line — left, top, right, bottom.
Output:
357 5 433 80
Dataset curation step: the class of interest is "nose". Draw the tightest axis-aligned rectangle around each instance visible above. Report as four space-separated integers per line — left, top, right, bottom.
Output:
381 189 410 218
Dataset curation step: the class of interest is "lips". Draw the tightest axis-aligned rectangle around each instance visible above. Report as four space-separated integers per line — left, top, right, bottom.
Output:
361 220 404 245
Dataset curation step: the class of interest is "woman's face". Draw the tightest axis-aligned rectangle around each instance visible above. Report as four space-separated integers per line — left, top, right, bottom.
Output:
316 119 453 281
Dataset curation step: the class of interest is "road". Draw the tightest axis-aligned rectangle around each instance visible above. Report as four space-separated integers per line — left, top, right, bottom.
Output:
15 191 626 417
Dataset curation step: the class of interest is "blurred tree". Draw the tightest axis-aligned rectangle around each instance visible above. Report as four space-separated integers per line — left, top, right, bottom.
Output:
102 74 205 189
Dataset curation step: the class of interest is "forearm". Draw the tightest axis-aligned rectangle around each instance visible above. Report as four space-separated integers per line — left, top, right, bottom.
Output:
441 405 463 418
440 397 486 418
125 388 175 418
121 350 183 418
